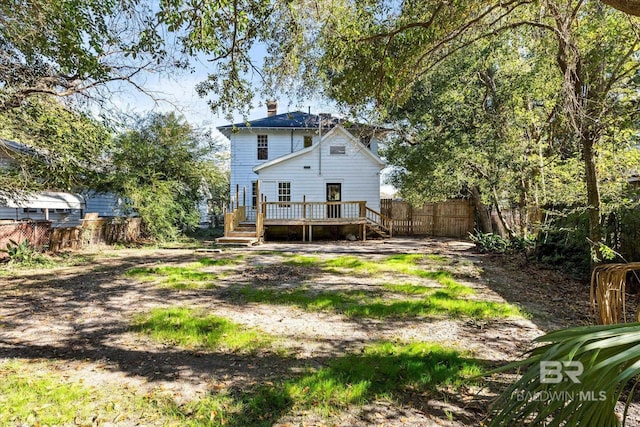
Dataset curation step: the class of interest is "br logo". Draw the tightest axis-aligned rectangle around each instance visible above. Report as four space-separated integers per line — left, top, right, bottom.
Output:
540 361 583 384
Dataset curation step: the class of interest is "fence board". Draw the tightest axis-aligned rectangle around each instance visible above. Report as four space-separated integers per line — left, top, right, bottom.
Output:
0 217 142 258
382 199 474 239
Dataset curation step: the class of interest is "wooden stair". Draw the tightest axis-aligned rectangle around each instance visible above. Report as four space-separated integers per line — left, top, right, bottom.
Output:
365 207 393 239
366 223 390 239
215 224 260 246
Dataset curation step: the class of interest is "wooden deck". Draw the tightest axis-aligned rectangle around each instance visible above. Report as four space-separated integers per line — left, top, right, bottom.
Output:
217 200 392 243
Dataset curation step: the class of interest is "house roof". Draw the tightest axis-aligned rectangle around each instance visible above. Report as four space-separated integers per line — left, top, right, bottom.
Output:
217 111 391 137
5 191 85 209
218 111 341 132
253 125 385 173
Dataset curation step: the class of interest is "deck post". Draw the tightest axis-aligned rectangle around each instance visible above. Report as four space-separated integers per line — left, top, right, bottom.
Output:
235 184 239 210
302 195 306 242
242 186 246 208
362 223 366 241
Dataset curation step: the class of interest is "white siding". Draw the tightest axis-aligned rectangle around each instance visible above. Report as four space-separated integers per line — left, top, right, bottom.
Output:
229 129 318 206
256 129 382 212
84 192 125 217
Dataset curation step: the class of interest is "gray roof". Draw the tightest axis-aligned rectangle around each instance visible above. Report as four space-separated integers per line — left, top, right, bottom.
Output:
217 111 341 130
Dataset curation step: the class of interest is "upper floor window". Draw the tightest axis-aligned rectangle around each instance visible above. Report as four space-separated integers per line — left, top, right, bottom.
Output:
304 135 313 148
330 145 346 155
257 135 268 160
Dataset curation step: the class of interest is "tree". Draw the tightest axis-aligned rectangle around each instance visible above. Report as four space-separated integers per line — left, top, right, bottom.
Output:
0 97 112 203
305 0 640 261
0 0 176 112
105 112 224 241
383 30 564 236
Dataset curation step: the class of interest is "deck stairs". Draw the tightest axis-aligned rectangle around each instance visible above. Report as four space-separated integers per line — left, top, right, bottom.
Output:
215 223 260 246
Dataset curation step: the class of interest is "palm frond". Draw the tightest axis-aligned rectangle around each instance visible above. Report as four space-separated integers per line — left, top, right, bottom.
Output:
487 323 640 426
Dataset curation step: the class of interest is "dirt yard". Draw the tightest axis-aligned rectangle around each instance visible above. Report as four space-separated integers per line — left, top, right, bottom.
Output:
0 237 628 426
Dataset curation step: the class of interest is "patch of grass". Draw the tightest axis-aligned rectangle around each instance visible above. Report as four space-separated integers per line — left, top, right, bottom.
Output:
165 341 482 426
0 360 154 426
132 307 277 354
425 254 449 262
197 255 243 266
383 282 438 295
284 254 468 290
239 286 523 320
125 265 218 289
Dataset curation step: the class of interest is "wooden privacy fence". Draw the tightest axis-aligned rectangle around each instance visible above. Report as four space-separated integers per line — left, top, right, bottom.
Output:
381 199 474 239
0 217 142 257
49 217 143 252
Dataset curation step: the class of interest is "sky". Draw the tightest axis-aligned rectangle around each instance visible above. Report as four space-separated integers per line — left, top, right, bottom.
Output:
112 51 340 140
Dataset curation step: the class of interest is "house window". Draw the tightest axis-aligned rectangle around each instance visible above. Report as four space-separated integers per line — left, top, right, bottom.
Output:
251 181 257 208
330 145 346 155
304 135 313 148
360 135 372 148
278 182 291 207
257 135 268 160
22 208 38 213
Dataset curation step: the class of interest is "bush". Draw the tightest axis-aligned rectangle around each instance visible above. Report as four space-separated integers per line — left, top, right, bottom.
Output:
469 231 535 254
0 239 48 265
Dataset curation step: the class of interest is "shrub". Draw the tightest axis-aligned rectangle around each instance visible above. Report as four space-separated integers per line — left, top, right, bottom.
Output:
0 239 48 265
469 231 534 254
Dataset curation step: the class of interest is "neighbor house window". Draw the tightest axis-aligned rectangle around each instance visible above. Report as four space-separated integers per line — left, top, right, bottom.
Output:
330 145 346 155
304 135 313 148
257 135 268 160
251 181 257 208
360 135 372 148
278 182 291 207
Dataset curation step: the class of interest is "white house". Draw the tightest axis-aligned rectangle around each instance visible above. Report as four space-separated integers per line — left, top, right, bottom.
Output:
217 102 391 242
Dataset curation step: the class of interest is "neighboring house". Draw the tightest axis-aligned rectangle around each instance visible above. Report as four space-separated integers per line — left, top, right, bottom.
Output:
216 102 391 243
0 138 121 226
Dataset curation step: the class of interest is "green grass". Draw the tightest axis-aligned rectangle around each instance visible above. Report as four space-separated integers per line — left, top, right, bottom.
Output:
0 360 152 426
239 285 524 320
132 307 278 354
197 255 244 266
284 253 462 283
125 265 218 289
0 341 482 427
163 341 482 426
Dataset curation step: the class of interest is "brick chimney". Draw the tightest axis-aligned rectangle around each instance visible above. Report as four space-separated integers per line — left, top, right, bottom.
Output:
266 100 278 117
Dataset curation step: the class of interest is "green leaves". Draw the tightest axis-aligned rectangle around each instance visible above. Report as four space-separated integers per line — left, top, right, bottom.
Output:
488 323 640 426
106 112 225 241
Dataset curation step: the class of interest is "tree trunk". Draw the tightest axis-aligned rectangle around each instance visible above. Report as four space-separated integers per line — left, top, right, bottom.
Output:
601 0 640 16
582 133 603 262
492 187 514 238
470 186 493 234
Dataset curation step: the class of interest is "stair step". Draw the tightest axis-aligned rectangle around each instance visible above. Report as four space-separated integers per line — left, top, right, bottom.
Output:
226 231 257 238
215 236 260 246
234 226 256 232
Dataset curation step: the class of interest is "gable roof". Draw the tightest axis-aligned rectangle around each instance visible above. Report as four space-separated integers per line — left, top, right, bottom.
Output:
253 125 385 173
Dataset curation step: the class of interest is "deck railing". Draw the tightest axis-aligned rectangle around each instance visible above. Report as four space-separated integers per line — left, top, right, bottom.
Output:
365 206 393 237
223 205 246 235
261 201 367 221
